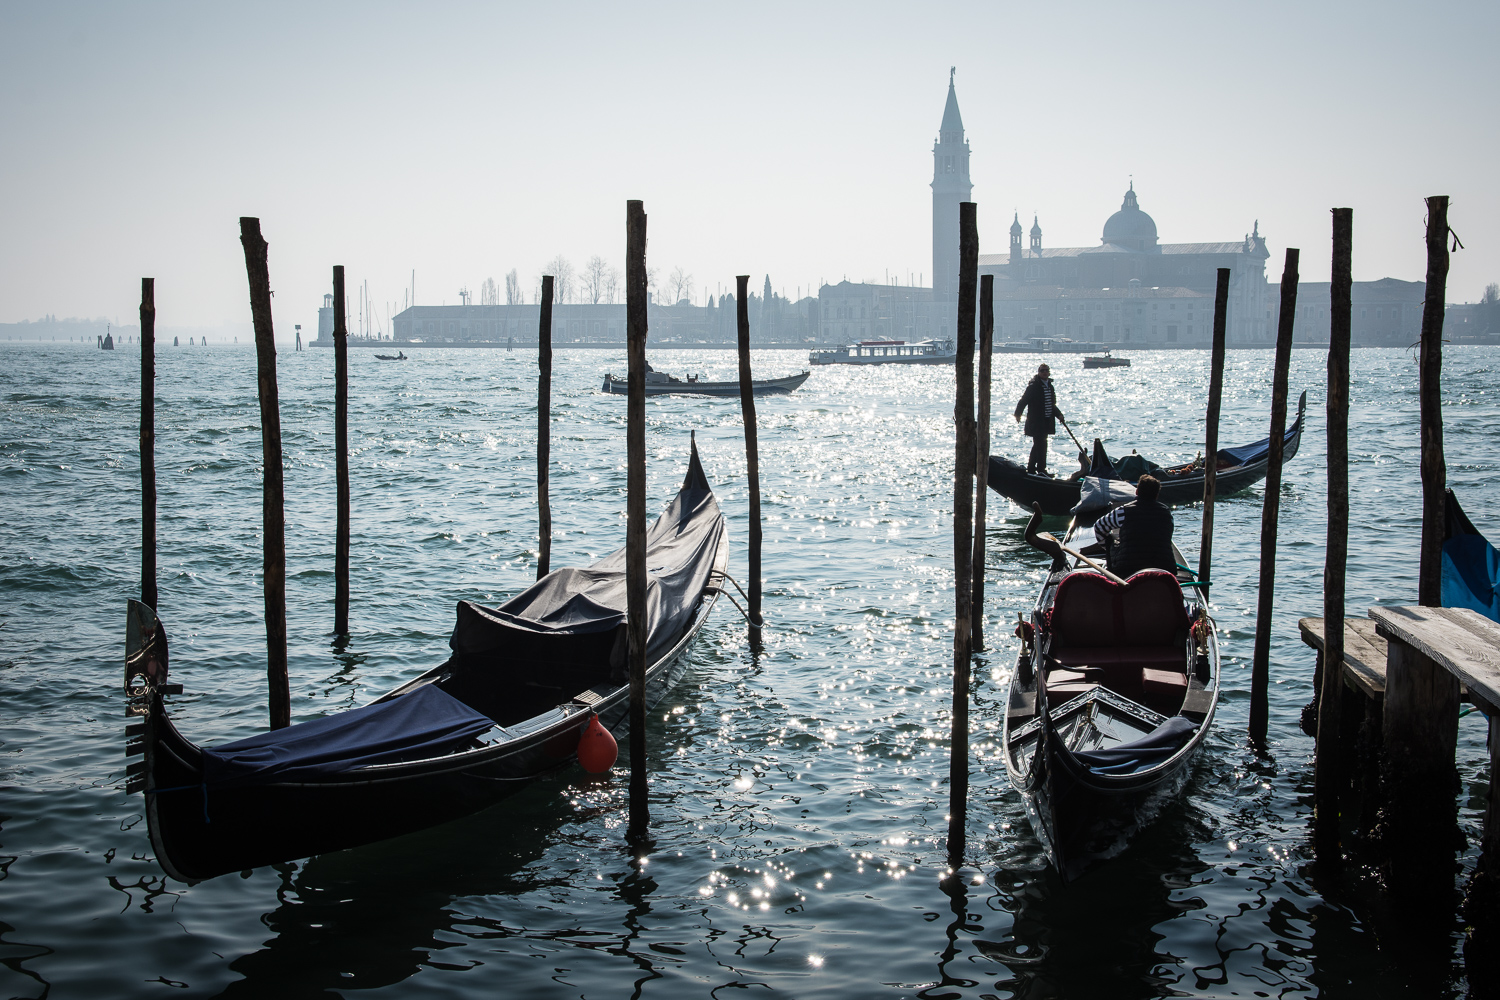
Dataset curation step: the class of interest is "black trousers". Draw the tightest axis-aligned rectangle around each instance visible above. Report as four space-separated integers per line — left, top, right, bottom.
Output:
1028 434 1049 474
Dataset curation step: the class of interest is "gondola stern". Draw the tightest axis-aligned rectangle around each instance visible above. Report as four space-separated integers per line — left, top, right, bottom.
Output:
682 431 711 494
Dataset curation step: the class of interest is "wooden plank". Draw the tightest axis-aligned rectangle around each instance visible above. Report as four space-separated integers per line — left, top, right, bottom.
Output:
1300 617 1387 698
1370 605 1500 717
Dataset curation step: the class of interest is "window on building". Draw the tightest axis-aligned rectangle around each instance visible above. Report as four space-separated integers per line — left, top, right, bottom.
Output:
1360 308 1367 319
1167 325 1178 342
1094 325 1104 341
1376 307 1383 319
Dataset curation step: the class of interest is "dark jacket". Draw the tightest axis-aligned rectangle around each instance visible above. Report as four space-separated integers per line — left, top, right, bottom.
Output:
1103 499 1176 579
1014 376 1063 437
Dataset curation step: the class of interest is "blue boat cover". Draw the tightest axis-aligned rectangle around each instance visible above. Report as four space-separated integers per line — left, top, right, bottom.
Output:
1215 421 1300 469
1071 715 1198 775
201 684 495 789
1443 490 1500 623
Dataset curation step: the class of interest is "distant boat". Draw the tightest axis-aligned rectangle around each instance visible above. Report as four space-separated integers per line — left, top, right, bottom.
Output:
374 352 408 361
1082 351 1129 369
602 367 809 397
809 339 955 366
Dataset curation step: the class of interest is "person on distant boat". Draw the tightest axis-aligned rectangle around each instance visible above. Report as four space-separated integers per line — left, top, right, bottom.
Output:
1014 364 1064 476
1093 475 1176 578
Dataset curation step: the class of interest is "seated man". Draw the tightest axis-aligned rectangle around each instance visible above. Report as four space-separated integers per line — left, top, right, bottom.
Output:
1093 475 1176 578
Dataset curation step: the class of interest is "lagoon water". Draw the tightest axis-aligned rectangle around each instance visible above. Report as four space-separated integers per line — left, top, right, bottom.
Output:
2 342 1497 998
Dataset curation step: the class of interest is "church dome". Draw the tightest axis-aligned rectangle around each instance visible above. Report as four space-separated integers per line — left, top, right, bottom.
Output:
1101 183 1158 251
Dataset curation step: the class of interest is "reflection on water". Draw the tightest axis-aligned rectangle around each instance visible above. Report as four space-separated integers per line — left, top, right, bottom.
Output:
0 344 1496 997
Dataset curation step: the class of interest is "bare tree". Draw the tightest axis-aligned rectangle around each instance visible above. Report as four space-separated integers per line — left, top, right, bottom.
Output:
582 255 611 304
542 256 574 304
505 269 522 305
646 266 659 304
480 277 500 306
606 266 621 304
1485 282 1499 305
668 267 694 305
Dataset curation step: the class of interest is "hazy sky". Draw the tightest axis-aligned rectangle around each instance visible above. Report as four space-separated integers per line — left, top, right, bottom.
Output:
3 1 1496 336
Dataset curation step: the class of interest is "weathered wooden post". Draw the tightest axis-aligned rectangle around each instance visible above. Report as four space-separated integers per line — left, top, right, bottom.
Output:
1378 195 1459 905
1248 248 1298 744
948 202 978 868
971 274 994 651
1197 269 1230 589
1314 210 1352 858
1418 196 1449 608
625 200 649 835
537 275 554 579
139 278 157 610
333 266 351 638
239 217 290 730
735 275 763 644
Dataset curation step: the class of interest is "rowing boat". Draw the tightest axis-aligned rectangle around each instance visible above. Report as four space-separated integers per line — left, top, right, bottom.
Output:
601 369 809 396
1002 503 1220 882
123 440 727 882
988 391 1306 515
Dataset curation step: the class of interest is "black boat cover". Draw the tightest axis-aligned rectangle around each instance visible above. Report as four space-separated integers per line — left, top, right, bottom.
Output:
449 446 723 678
1070 715 1198 775
200 684 494 790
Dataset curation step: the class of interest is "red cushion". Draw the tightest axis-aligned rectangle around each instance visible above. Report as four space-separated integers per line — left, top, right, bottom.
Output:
1048 570 1189 649
1142 667 1189 715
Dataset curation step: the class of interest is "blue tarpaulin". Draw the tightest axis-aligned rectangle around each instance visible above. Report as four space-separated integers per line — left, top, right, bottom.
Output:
1443 535 1500 623
201 684 495 789
1215 422 1300 469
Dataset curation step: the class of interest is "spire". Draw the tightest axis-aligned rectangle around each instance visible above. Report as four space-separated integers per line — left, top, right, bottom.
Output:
1030 214 1042 253
1030 214 1042 237
940 67 964 135
1121 181 1139 211
1010 211 1024 237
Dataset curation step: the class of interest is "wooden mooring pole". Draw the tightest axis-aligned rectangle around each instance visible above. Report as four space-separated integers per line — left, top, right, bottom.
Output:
948 201 978 869
1418 196 1449 608
1197 268 1229 590
625 200 649 836
1248 248 1297 744
970 274 993 651
333 266 350 638
1314 210 1352 858
139 278 157 611
1378 195 1458 905
735 275 763 645
537 275 554 579
239 218 290 730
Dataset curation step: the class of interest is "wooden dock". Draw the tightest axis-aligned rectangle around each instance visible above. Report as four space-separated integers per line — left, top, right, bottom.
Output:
1307 605 1500 989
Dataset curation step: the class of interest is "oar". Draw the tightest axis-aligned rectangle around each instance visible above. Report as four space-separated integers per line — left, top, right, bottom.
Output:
1036 532 1127 585
1057 416 1087 458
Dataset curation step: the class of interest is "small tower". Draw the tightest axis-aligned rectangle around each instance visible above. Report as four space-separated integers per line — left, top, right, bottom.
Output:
1030 215 1043 254
1010 212 1024 266
931 67 973 305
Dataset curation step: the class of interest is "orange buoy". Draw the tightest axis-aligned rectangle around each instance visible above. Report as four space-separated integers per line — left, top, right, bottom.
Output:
576 712 617 774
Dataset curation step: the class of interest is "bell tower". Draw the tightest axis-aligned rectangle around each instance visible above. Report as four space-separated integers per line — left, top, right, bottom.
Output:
931 67 972 308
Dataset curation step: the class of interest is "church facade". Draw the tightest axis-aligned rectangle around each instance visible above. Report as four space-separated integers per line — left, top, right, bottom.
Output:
978 186 1273 346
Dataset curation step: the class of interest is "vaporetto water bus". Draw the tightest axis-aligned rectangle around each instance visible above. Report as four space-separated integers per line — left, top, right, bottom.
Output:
808 339 956 366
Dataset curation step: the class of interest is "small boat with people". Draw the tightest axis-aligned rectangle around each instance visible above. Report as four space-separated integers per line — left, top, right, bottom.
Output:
601 364 809 397
808 339 955 366
1082 351 1129 369
1003 498 1220 882
989 391 1306 516
374 351 408 361
123 440 728 882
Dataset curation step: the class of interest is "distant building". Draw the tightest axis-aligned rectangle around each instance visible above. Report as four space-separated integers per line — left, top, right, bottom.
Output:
318 291 819 347
1268 278 1425 347
979 186 1273 346
931 67 971 310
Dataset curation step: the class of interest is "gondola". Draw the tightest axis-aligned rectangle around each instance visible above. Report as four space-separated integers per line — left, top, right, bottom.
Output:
374 352 408 361
123 439 728 882
601 369 809 396
1442 489 1499 622
1002 503 1220 882
989 390 1306 516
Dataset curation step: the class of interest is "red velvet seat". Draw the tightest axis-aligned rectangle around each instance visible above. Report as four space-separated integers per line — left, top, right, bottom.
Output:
1045 570 1190 707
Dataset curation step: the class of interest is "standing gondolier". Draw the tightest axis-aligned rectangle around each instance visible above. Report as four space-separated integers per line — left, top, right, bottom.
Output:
1014 364 1064 476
